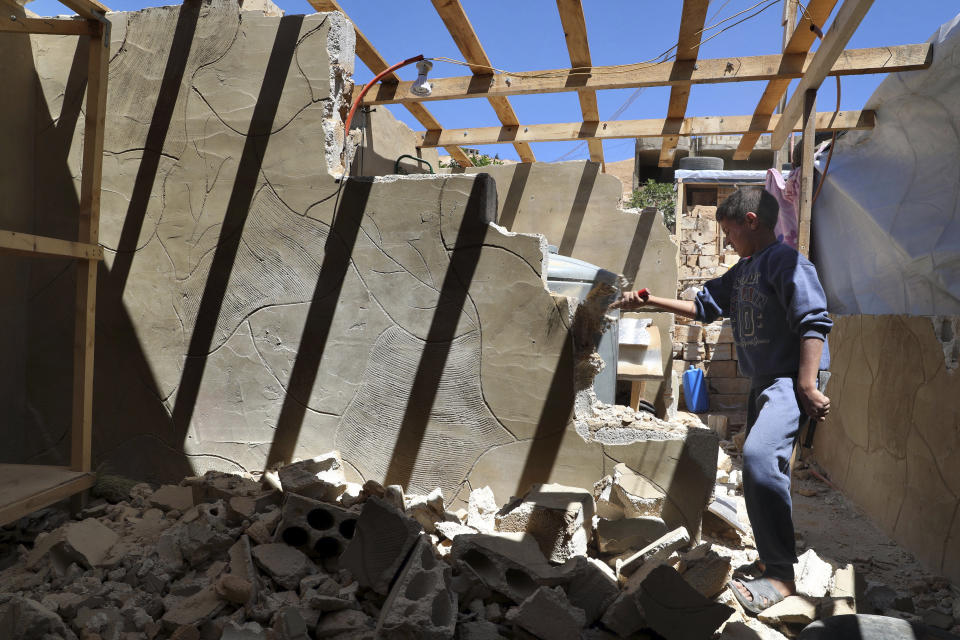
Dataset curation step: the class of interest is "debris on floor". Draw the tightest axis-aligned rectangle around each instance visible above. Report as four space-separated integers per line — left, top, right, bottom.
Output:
0 440 958 640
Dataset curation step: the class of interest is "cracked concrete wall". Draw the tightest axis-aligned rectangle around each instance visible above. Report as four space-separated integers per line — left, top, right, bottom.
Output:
6 1 717 530
815 315 960 583
466 161 679 411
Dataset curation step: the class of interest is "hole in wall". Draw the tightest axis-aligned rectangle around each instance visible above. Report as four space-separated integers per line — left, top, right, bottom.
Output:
313 536 341 558
338 519 356 539
281 526 310 546
307 508 335 530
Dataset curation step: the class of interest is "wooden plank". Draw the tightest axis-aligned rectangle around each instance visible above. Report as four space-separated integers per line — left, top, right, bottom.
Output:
770 0 875 151
798 90 816 257
417 110 875 147
0 16 97 35
71 20 109 474
556 0 604 169
309 0 473 167
362 44 930 106
0 465 96 526
735 0 837 161
431 0 535 162
659 0 710 167
0 230 103 260
57 0 109 20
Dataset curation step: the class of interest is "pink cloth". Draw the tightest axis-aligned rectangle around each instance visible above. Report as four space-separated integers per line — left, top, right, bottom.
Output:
765 168 800 249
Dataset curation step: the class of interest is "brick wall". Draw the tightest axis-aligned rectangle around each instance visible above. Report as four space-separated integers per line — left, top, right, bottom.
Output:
677 205 738 294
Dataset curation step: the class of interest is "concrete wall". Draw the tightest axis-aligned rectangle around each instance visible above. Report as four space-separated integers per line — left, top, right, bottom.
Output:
349 105 440 177
466 161 679 410
2 0 717 526
816 315 960 582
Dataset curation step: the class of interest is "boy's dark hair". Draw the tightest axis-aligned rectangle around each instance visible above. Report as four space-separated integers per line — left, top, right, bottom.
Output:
716 187 779 230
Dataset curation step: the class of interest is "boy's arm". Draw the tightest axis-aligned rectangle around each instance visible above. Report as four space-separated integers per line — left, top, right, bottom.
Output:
612 290 697 318
798 337 830 421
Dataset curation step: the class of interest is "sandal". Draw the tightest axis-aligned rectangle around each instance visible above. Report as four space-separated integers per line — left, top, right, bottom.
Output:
727 577 786 615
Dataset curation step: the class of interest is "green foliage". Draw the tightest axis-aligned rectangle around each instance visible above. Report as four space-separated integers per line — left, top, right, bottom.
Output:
439 152 503 169
629 179 676 230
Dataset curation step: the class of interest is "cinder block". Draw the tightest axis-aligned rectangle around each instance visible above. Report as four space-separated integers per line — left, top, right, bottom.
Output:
376 535 457 639
495 484 594 564
450 533 558 603
706 361 738 378
274 493 358 571
708 343 733 360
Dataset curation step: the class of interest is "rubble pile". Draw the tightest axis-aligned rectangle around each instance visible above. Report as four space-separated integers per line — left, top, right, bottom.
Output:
0 444 958 640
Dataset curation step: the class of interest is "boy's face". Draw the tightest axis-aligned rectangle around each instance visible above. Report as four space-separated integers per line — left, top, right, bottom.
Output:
719 212 762 257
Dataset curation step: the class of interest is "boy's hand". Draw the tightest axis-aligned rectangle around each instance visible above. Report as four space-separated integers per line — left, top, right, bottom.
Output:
797 385 830 422
610 288 650 311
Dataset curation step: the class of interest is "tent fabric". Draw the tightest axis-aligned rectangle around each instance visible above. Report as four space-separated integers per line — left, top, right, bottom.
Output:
812 14 960 315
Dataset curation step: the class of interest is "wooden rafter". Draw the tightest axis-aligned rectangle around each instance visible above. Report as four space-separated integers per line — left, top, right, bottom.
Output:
734 0 838 160
0 230 103 260
361 44 930 107
416 110 874 148
770 0 875 151
309 0 473 167
431 0 536 163
659 0 710 167
0 16 97 35
556 0 603 168
57 0 108 20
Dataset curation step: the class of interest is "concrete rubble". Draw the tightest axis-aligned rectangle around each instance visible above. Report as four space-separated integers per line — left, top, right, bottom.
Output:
1 445 958 640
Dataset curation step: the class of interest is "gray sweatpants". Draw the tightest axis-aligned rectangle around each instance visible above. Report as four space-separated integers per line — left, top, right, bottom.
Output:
742 375 824 582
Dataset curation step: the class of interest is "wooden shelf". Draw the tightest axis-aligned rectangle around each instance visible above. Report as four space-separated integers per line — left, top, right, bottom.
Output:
0 465 96 526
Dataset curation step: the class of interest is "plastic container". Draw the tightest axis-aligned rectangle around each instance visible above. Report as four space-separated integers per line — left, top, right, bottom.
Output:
682 365 709 413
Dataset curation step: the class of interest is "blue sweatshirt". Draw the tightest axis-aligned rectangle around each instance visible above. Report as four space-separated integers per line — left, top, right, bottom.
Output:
694 240 832 381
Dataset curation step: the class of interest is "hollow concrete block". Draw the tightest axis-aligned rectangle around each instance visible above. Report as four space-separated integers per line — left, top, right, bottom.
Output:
339 496 422 595
273 493 358 571
376 535 457 639
450 532 560 604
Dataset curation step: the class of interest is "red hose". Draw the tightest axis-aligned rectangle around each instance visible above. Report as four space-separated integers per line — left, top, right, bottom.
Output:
344 54 424 142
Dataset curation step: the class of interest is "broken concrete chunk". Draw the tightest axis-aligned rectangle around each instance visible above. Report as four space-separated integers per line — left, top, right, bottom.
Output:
678 544 732 599
457 619 507 640
600 589 647 638
272 607 311 640
405 488 447 534
150 485 195 512
314 609 374 638
251 544 317 591
227 535 259 609
216 574 253 605
610 463 666 518
450 532 559 604
339 483 363 508
506 586 585 640
384 484 405 511
593 475 627 521
277 452 347 503
339 496 422 595
161 585 225 629
495 483 595 564
0 594 79 640
27 518 119 571
273 493 358 570
596 516 668 554
758 594 819 625
619 526 690 577
794 548 832 598
555 556 619 625
636 565 733 640
221 621 268 639
376 535 457 639
720 620 789 639
467 486 498 533
434 521 478 541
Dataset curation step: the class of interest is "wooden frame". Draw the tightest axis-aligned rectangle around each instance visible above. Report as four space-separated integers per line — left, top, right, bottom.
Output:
0 0 109 526
556 0 604 167
659 0 709 167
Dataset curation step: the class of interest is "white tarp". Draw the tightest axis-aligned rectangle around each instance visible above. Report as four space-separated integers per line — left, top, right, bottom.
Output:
812 14 960 315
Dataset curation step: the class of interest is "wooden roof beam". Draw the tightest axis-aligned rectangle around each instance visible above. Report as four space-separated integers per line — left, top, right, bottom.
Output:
770 0 875 151
0 16 98 35
556 0 604 169
57 0 109 20
431 0 535 163
659 0 709 167
417 110 875 147
361 44 930 106
734 0 838 160
309 0 473 167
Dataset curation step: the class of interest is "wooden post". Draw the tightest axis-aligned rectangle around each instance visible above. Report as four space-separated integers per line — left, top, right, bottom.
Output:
797 89 816 258
775 0 799 169
71 20 109 473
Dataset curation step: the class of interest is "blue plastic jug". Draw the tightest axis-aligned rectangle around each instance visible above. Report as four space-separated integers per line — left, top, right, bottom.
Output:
683 365 709 413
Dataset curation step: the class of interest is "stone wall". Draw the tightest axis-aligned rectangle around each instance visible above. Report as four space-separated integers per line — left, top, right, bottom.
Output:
815 315 960 583
2 0 717 527
465 161 679 410
677 204 739 293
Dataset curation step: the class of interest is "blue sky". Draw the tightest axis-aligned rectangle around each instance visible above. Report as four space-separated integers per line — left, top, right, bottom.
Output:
27 0 960 162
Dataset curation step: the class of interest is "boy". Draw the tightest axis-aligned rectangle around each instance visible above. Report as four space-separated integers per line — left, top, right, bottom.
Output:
613 188 831 614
